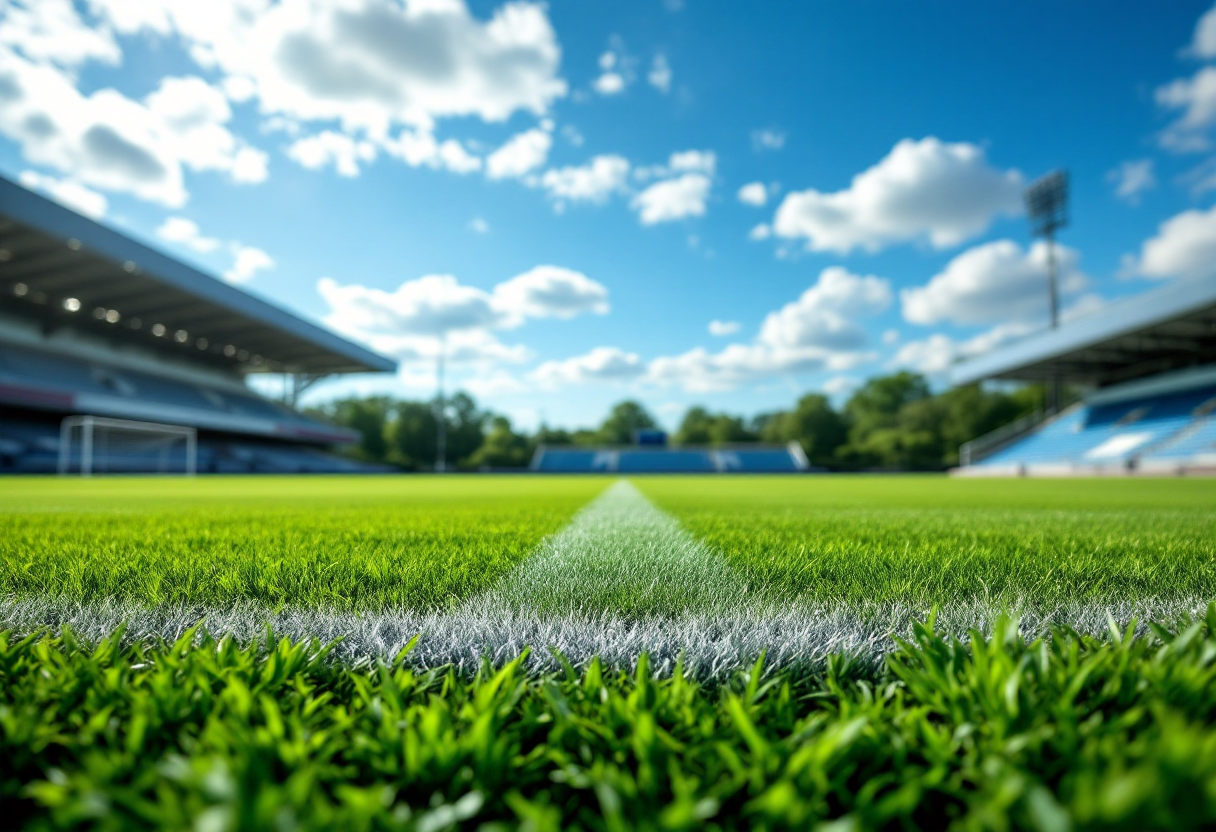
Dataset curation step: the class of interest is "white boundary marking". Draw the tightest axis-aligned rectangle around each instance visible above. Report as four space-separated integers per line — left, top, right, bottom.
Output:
2 480 1212 677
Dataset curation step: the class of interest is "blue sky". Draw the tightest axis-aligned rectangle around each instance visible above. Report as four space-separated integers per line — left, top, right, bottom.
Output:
4 1 1216 431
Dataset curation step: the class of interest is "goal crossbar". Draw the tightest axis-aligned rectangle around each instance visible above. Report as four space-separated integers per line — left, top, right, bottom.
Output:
58 415 198 476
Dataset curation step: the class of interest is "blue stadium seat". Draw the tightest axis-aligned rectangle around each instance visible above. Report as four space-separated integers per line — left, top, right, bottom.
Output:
0 413 387 474
0 342 348 437
975 386 1216 468
717 449 801 472
617 450 715 472
531 445 803 473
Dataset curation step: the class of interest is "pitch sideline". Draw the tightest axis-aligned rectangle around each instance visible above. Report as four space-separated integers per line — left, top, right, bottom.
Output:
2 479 1212 677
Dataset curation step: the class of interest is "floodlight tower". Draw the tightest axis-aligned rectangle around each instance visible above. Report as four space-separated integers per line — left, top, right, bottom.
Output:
1024 170 1069 329
435 334 446 473
1024 169 1069 412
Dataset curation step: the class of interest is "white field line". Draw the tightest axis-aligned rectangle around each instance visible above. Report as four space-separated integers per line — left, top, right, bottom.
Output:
462 479 750 617
1 481 1213 678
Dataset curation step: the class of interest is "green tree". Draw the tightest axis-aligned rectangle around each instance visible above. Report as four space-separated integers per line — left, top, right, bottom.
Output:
760 394 848 467
468 416 532 468
708 414 757 444
306 396 391 463
675 407 713 445
444 392 488 466
392 401 439 470
534 426 574 446
840 372 933 468
598 401 657 445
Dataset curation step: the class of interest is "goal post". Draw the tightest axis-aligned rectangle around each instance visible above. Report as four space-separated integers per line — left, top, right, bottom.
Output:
58 416 197 476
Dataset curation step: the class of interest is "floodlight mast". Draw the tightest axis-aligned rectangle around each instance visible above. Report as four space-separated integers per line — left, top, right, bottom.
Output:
1024 169 1069 412
1024 170 1069 329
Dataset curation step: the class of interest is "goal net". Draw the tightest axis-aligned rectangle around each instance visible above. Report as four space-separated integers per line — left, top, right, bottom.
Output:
58 416 197 476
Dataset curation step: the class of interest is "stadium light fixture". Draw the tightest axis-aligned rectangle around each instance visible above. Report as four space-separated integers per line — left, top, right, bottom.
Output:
1024 170 1069 330
1024 169 1069 413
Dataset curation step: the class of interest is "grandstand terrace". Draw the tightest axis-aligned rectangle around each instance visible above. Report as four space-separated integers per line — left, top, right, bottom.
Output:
531 442 810 473
0 175 397 474
951 277 1216 476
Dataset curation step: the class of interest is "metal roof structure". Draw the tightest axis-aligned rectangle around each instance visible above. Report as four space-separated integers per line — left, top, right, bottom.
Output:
0 175 396 376
950 277 1216 388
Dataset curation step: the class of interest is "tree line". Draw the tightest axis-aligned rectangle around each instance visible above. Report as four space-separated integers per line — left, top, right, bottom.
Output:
307 371 1045 471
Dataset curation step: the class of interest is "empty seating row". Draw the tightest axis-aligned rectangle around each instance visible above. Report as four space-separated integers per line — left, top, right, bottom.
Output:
0 342 313 425
974 384 1216 469
531 445 805 473
0 415 388 475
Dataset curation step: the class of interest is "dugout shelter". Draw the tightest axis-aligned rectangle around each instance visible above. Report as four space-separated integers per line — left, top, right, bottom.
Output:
0 174 397 474
951 276 1216 475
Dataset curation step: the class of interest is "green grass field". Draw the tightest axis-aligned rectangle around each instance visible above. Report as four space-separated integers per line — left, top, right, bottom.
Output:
0 476 606 609
637 476 1216 608
3 474 1216 830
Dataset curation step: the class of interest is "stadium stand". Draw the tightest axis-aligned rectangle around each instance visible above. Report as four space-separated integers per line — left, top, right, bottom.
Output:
952 276 1216 475
530 443 810 473
0 174 397 474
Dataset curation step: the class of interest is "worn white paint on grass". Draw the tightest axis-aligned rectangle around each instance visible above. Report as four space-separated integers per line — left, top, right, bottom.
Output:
2 480 1214 678
464 479 751 617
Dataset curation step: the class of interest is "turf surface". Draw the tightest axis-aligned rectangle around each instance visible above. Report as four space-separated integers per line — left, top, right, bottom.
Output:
0 476 606 611
637 476 1216 609
4 474 1216 830
5 613 1216 831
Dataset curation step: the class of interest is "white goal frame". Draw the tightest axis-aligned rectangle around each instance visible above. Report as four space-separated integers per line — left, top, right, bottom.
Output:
58 415 197 476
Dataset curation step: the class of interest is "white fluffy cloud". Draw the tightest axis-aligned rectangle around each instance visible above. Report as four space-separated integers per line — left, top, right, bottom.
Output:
645 342 871 394
0 0 119 67
287 131 376 177
759 266 892 351
224 244 274 284
1156 66 1216 151
492 265 610 322
737 181 768 206
370 329 530 367
632 173 711 224
1107 159 1156 204
592 46 636 96
1193 2 1216 58
318 266 609 366
0 49 268 206
644 267 888 393
748 223 771 241
625 150 715 224
533 347 644 386
593 71 625 95
1130 203 1216 280
540 155 630 204
648 54 671 93
153 214 274 283
823 376 861 397
2 1 568 202
462 371 529 397
900 239 1087 326
319 274 503 337
382 129 481 174
891 323 1031 377
486 127 551 180
751 128 785 152
156 216 220 252
17 170 107 218
708 320 740 337
91 0 566 135
772 137 1023 253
